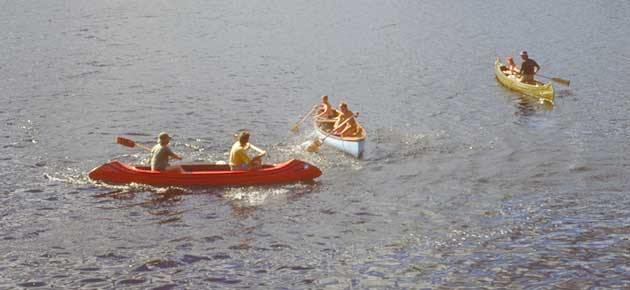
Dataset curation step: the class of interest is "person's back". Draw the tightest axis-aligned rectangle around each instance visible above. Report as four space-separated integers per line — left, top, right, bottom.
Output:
521 58 539 75
229 141 251 170
150 144 173 171
518 51 540 84
229 131 265 170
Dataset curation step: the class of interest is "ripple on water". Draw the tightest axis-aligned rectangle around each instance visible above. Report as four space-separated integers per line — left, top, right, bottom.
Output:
117 278 147 286
206 276 241 285
181 254 211 264
150 284 179 290
16 281 46 288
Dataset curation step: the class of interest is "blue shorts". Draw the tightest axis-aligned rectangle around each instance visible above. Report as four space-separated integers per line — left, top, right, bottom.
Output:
230 164 249 171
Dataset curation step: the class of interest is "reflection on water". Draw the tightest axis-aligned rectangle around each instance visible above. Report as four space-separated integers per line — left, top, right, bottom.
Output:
514 94 554 116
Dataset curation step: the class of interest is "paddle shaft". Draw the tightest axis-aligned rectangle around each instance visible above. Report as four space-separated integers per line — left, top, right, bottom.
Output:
297 105 318 125
290 105 318 133
537 74 570 86
135 143 152 152
117 136 181 160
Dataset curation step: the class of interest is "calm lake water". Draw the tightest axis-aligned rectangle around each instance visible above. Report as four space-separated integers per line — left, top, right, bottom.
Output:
2 0 630 289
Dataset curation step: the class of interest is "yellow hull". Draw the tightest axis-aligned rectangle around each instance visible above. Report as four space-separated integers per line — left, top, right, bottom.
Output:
494 58 554 105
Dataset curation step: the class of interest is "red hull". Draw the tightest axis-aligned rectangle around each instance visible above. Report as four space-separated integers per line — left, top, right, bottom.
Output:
88 159 321 186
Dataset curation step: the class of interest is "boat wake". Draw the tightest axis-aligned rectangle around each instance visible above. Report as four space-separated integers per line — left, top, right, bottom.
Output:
365 127 452 163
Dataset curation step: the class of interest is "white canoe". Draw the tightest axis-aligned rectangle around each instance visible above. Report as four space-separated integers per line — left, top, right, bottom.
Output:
313 120 366 158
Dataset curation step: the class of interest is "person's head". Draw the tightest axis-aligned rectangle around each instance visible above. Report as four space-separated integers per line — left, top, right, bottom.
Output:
321 95 329 103
236 131 250 146
158 132 171 145
520 51 528 60
507 56 515 66
339 102 348 113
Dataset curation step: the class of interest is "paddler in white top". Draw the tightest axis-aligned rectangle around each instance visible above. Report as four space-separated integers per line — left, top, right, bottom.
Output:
150 132 182 171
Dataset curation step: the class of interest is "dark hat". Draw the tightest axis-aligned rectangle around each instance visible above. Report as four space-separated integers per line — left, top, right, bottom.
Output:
158 132 171 141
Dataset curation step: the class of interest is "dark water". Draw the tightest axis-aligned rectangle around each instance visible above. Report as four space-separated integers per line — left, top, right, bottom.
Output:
2 0 630 288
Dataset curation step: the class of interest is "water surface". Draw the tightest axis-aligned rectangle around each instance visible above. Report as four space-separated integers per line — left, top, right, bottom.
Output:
2 0 630 288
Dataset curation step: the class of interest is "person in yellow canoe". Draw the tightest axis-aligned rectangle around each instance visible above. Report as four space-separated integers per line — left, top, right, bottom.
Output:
229 131 267 170
519 51 540 84
150 132 182 171
332 102 360 138
505 56 519 78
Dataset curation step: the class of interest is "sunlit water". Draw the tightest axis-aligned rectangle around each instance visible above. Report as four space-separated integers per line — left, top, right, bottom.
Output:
2 0 630 288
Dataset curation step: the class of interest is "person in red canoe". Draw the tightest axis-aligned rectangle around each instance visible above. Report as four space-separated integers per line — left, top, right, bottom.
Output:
150 132 182 171
332 102 360 138
313 95 338 131
229 131 267 170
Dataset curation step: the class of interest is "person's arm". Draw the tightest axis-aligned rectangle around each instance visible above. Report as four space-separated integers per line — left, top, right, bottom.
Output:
336 124 350 135
533 61 540 73
313 110 326 119
314 104 332 120
332 121 348 134
248 143 266 157
167 147 182 160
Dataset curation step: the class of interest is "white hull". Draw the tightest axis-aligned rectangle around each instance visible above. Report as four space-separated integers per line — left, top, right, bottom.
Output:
314 122 365 158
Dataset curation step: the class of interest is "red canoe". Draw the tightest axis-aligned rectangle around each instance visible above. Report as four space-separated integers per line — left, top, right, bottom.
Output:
88 159 322 187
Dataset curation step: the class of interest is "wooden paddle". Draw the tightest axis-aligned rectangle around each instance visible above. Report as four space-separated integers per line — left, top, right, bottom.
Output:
537 74 570 86
247 143 267 157
290 105 318 133
306 112 358 153
117 136 152 151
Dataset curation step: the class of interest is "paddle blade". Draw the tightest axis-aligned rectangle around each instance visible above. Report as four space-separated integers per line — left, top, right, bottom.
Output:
552 77 570 86
290 124 300 133
117 137 136 148
306 139 322 153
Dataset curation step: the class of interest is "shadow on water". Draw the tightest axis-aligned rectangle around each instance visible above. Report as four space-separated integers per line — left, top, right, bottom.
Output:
513 94 553 117
91 180 319 222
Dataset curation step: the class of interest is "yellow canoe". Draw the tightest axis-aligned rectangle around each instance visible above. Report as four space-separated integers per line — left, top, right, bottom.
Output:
494 58 554 105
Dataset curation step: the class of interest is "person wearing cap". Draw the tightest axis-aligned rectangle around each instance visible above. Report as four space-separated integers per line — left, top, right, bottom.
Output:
313 95 338 131
519 51 540 84
229 131 266 170
332 102 360 138
150 132 182 171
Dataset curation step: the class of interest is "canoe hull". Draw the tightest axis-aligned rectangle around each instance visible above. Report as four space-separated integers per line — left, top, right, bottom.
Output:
494 58 554 105
314 121 366 158
88 159 322 187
